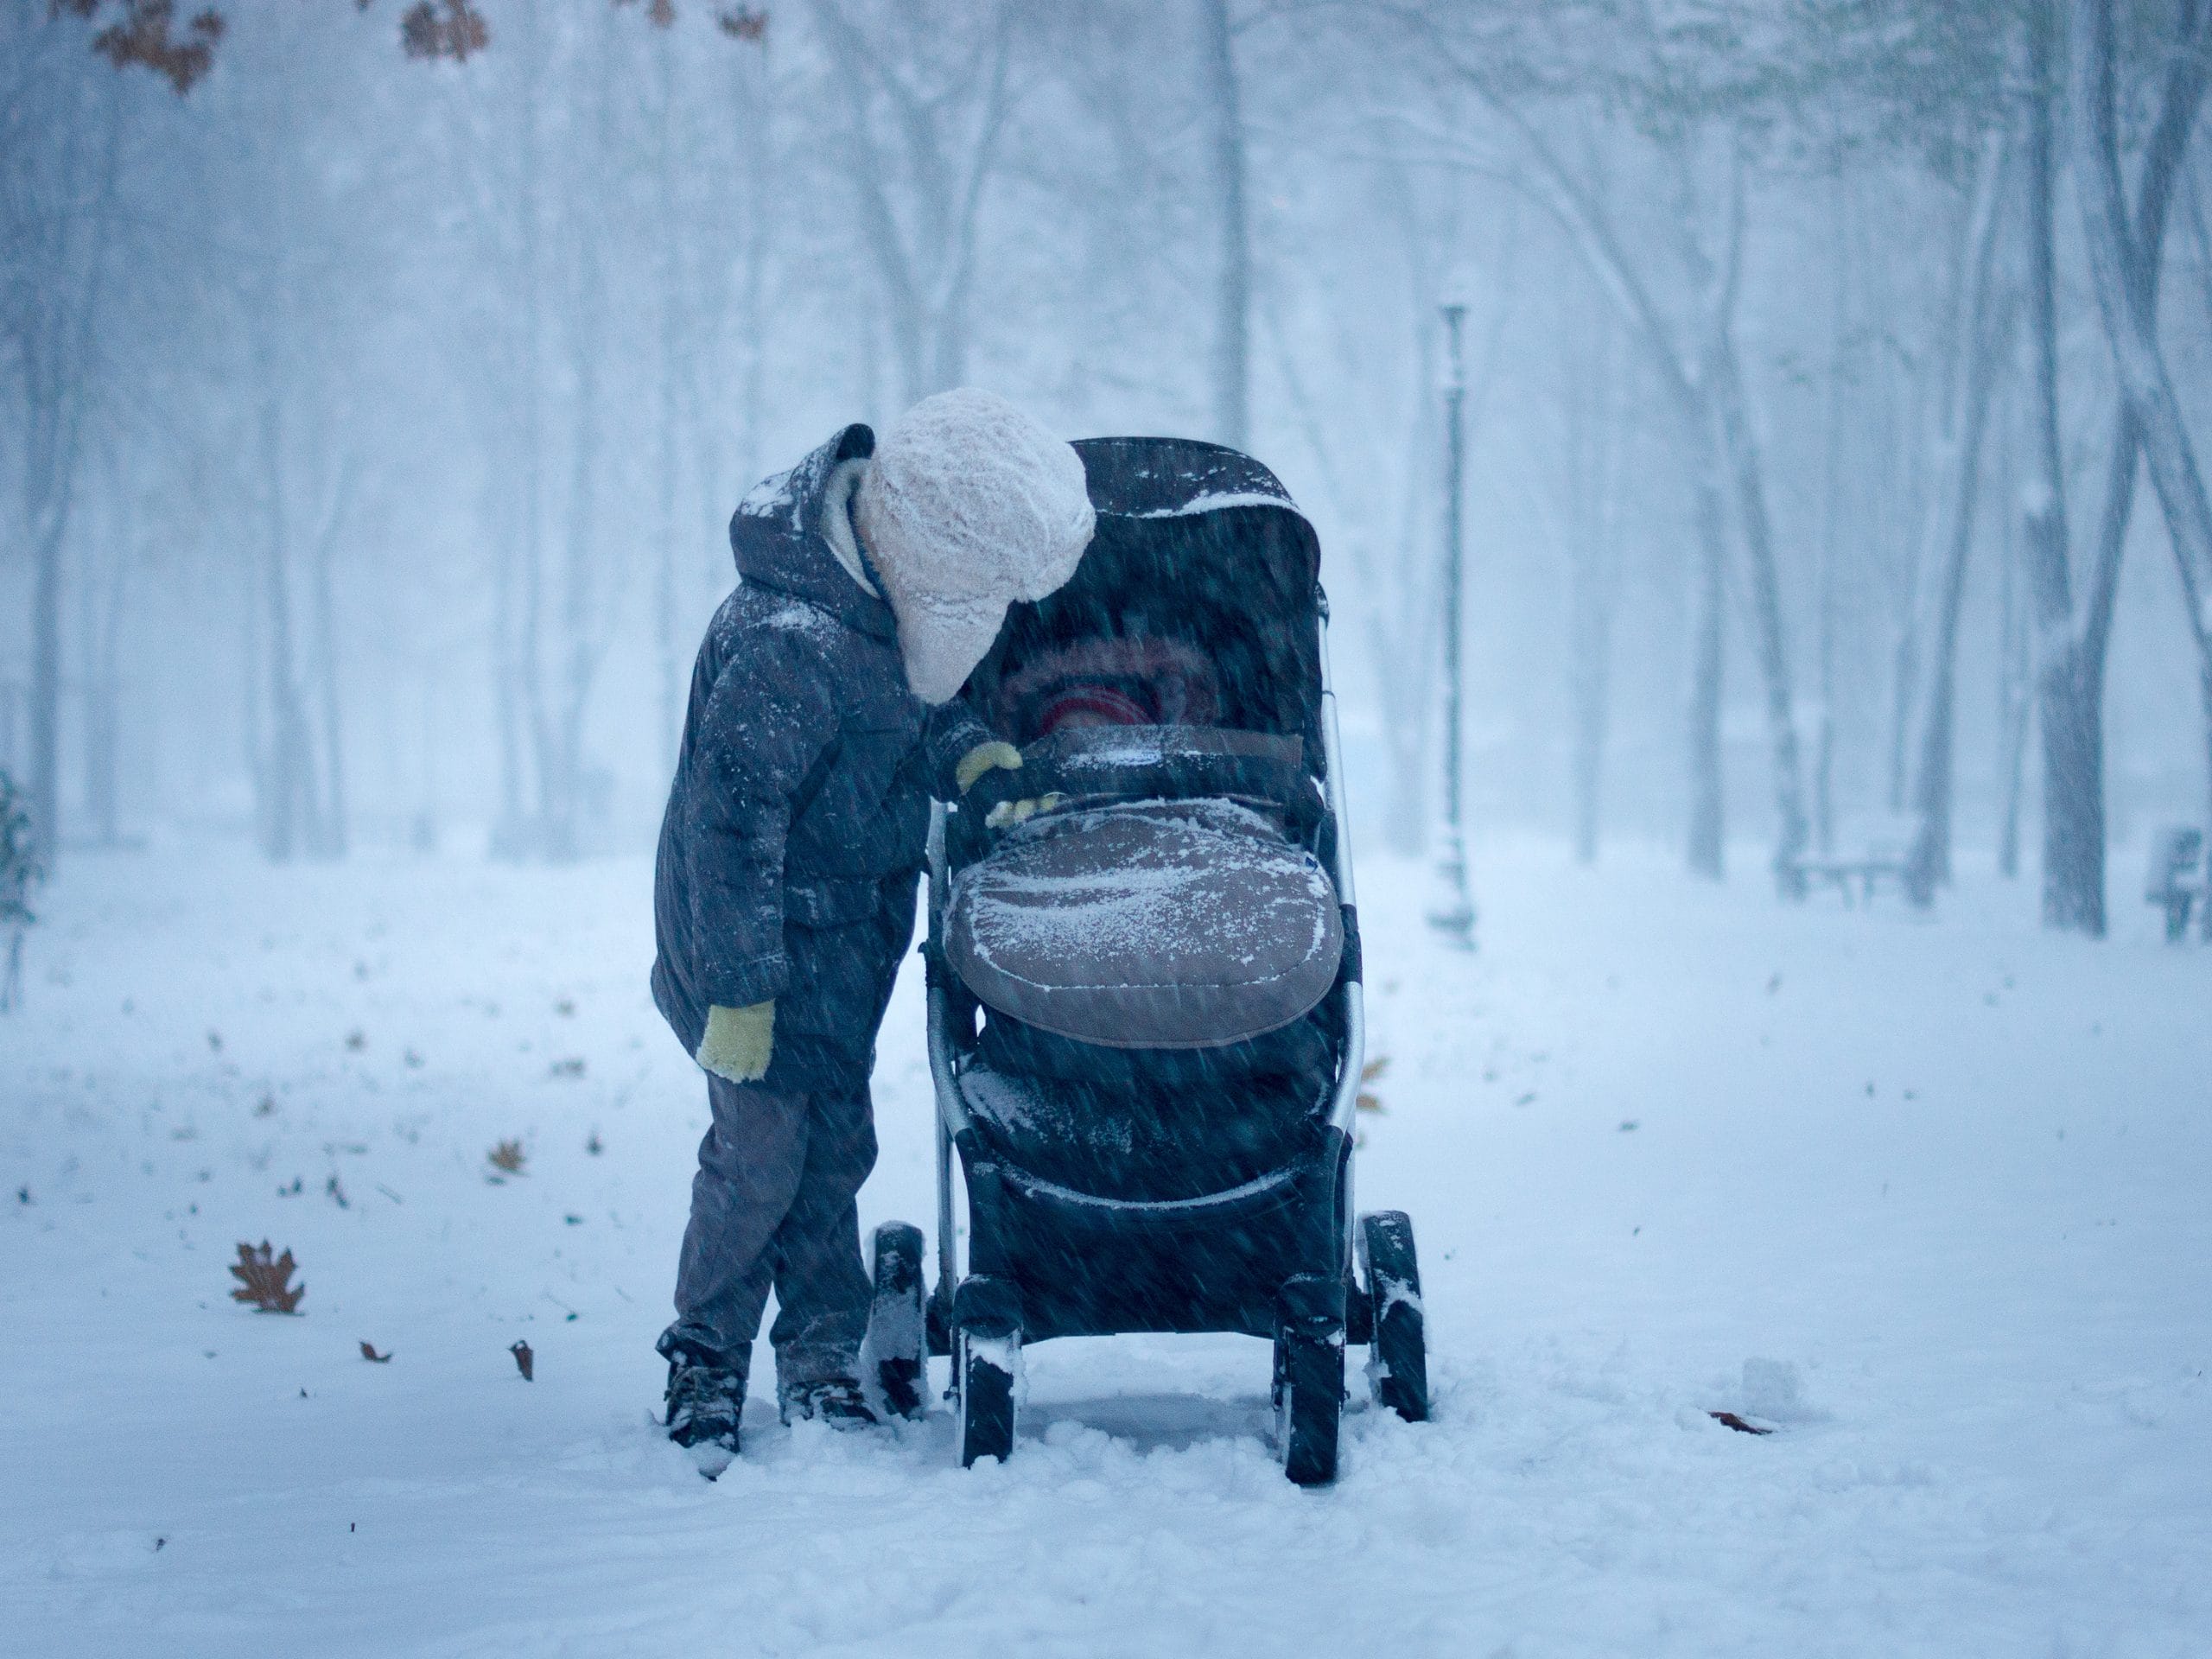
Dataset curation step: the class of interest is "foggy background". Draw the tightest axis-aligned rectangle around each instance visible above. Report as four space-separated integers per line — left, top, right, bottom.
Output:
6 0 2210 925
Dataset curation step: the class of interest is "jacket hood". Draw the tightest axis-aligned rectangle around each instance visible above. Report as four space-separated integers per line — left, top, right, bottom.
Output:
728 423 897 642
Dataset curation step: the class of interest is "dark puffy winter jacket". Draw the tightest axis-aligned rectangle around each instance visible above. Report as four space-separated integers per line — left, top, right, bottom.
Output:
651 423 992 1093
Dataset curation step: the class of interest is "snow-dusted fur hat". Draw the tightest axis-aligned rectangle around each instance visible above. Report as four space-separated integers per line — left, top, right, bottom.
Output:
855 388 1095 704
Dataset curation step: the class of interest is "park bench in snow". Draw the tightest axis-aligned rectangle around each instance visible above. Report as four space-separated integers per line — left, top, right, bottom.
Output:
2143 826 2204 942
1794 812 1917 907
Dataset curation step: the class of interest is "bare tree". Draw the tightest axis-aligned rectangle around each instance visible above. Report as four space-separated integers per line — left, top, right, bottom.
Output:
1457 100 1779 881
3 26 125 867
2070 0 2212 869
811 0 1015 407
1561 309 1630 865
2020 0 2102 931
1904 134 2018 905
1200 0 1250 449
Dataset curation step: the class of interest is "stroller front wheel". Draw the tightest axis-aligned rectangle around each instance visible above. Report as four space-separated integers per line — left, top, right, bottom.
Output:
1273 1327 1344 1486
955 1326 1020 1466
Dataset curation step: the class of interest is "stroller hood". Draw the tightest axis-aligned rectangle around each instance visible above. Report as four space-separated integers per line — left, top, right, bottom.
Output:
972 437 1326 758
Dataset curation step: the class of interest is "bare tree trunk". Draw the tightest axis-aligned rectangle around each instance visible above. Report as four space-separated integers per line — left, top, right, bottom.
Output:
1265 291 1434 854
1201 0 1249 451
2024 0 2104 932
541 27 615 866
1995 395 2033 879
1261 161 1470 860
2071 0 2212 854
1686 457 1726 880
1707 340 1809 893
81 523 129 849
255 376 320 865
815 0 1013 408
307 473 349 859
1813 163 1855 859
1474 102 1732 877
1884 633 1916 813
19 85 119 868
1567 322 1624 866
654 26 684 782
241 518 268 850
1905 137 2018 905
546 317 604 863
28 480 68 865
489 5 548 861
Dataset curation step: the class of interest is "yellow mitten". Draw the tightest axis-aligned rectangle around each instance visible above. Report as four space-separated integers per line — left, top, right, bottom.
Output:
985 791 1067 830
956 741 1022 794
696 1001 775 1084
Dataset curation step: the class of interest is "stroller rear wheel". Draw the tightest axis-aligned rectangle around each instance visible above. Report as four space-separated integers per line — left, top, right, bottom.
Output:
1359 1211 1429 1422
1273 1326 1344 1485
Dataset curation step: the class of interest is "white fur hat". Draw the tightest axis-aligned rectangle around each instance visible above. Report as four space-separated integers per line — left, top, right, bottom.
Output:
854 388 1095 704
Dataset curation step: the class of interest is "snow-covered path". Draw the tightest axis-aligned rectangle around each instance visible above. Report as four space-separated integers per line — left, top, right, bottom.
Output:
5 842 2209 1657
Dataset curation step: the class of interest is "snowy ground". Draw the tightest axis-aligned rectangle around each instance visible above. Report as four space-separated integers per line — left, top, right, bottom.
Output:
4 835 2209 1657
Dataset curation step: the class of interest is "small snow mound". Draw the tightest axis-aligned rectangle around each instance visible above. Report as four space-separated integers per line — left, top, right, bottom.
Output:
1741 1357 1823 1423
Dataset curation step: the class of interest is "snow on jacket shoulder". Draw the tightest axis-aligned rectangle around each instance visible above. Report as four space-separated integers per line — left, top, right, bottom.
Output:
651 423 994 1074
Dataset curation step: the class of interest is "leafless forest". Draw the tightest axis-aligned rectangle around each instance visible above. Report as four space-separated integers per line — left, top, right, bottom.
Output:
6 0 2212 937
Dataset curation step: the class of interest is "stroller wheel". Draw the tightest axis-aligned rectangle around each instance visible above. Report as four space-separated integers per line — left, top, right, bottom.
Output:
864 1222 928 1421
1273 1325 1344 1485
955 1326 1020 1466
1359 1211 1429 1422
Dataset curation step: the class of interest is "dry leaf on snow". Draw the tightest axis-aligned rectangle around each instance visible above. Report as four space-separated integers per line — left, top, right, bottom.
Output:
1708 1411 1773 1435
229 1242 303 1313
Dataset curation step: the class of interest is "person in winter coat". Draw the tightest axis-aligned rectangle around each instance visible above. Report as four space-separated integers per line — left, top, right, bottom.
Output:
651 389 1094 1456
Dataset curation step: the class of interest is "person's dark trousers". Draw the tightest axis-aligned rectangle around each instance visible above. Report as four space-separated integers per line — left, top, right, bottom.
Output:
659 1077 879 1392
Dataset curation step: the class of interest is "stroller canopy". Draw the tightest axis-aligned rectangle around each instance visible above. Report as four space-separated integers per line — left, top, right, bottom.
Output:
969 438 1326 761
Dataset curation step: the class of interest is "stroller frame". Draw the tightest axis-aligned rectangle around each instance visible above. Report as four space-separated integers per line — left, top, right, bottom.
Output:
866 448 1427 1486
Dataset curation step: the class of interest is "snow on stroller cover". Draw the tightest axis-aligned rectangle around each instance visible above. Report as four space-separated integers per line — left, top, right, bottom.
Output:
864 437 1427 1485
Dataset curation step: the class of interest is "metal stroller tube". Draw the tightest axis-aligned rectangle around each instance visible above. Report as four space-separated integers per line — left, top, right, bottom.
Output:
926 804 970 1313
1318 610 1367 1141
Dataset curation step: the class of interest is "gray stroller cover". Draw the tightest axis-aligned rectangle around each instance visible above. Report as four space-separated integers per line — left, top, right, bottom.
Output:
944 798 1344 1050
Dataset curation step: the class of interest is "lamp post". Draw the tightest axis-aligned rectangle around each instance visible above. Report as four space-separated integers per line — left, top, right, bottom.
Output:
1429 301 1477 950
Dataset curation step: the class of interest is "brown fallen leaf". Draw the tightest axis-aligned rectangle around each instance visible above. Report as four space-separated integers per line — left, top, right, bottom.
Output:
359 1342 391 1363
1357 1054 1389 1113
1709 1410 1773 1435
487 1139 526 1176
229 1241 303 1313
509 1340 534 1381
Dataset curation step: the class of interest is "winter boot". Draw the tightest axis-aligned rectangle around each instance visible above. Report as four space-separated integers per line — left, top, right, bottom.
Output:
778 1376 879 1430
661 1341 745 1454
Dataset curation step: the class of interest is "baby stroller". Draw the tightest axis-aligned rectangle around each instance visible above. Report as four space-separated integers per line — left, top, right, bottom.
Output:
865 438 1427 1485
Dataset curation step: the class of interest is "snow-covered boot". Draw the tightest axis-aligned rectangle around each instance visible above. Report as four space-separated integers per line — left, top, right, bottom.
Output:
663 1351 745 1454
778 1376 879 1430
